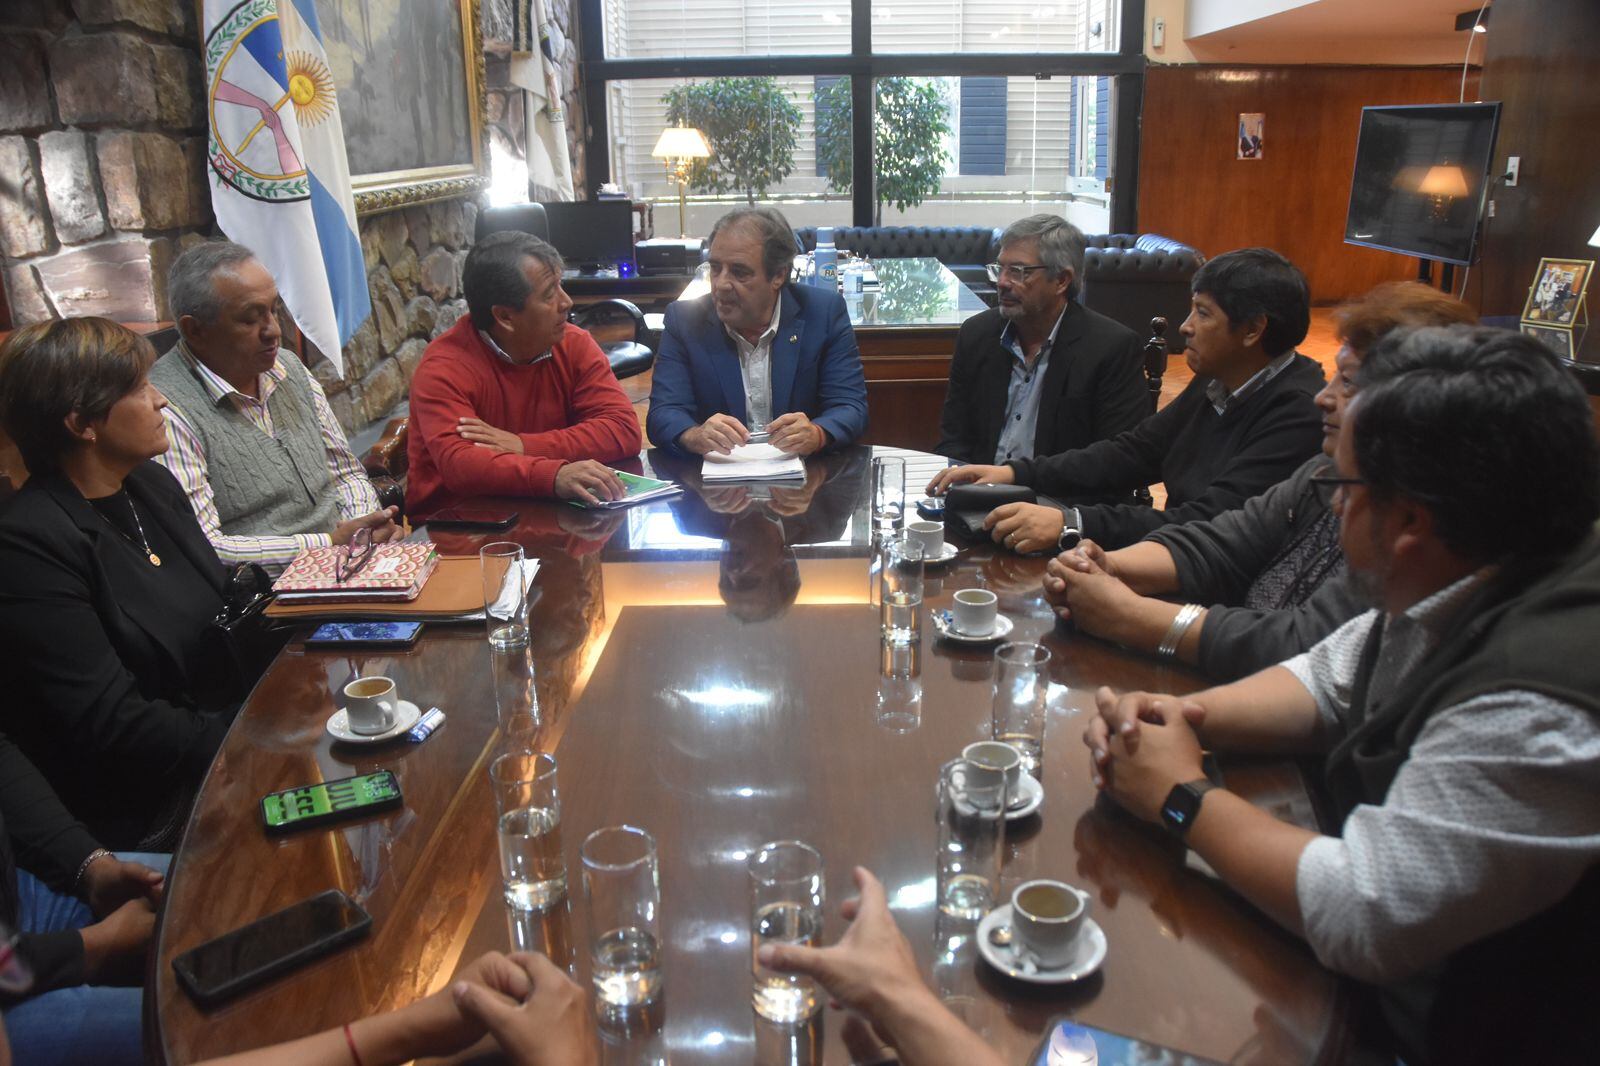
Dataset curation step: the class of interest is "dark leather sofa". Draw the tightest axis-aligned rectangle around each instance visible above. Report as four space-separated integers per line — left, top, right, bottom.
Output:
793 225 1201 351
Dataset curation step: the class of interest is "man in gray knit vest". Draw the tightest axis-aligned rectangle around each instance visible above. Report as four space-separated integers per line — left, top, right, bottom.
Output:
151 240 399 573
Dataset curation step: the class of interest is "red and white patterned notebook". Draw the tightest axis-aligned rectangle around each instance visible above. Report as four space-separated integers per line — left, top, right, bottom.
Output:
273 542 440 602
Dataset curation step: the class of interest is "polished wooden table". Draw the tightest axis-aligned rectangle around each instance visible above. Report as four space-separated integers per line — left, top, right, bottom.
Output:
153 447 1352 1064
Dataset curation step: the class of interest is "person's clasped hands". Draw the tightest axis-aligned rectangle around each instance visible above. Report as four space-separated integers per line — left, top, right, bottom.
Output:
681 411 827 456
1082 686 1208 821
77 853 165 985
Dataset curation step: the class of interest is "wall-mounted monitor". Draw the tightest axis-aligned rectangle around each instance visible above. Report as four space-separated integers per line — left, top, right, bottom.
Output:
1344 102 1501 267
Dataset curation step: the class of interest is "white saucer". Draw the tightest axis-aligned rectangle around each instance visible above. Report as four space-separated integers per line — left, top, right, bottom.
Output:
932 611 1014 644
327 700 423 744
976 905 1106 985
1005 774 1044 821
920 542 962 568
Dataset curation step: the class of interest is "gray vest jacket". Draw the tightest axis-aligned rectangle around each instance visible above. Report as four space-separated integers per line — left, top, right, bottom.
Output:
150 344 341 540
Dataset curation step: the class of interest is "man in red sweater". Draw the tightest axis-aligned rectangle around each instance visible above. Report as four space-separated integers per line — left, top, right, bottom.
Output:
406 232 643 517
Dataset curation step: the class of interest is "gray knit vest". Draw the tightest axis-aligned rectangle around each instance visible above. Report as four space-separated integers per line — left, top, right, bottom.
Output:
150 344 341 540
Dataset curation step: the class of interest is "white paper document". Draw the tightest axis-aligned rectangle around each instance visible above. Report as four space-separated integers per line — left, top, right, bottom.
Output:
701 443 806 481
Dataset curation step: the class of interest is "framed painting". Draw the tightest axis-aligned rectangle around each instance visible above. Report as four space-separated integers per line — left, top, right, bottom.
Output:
317 0 489 214
1520 257 1593 327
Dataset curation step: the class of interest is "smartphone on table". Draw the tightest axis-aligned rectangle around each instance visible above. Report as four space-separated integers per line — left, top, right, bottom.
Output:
304 621 423 649
427 506 519 530
171 889 372 1007
259 770 403 835
1030 1018 1225 1066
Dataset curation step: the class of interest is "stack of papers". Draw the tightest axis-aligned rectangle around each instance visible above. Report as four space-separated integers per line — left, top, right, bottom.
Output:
568 470 683 510
702 443 806 482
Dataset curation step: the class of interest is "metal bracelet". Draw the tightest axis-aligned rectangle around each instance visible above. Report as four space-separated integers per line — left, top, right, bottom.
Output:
1158 603 1204 660
73 848 111 895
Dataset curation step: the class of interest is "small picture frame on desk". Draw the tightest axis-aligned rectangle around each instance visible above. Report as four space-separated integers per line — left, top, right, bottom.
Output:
1521 257 1593 327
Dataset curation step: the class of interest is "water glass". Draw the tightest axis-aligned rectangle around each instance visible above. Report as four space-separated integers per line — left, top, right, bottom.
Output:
991 642 1052 777
879 535 924 645
581 825 663 1015
480 541 529 648
935 758 1006 920
871 455 906 533
748 840 825 1023
490 751 566 911
876 638 922 733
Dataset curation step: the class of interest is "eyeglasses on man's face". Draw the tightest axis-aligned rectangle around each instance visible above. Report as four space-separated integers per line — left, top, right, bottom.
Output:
1308 472 1368 508
986 262 1054 284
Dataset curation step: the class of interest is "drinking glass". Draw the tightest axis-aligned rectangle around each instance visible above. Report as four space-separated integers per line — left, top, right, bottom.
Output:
748 840 825 1022
935 758 1006 920
879 535 924 645
480 541 528 648
871 455 906 534
991 642 1052 777
490 751 566 911
581 825 663 1014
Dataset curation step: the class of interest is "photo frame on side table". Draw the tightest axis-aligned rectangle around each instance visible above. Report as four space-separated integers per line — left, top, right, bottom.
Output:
1520 257 1593 361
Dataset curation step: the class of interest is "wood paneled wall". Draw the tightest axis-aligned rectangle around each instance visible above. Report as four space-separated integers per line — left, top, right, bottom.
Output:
1138 65 1475 305
1469 0 1600 348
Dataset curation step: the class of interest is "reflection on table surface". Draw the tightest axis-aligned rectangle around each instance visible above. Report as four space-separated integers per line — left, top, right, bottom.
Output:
153 446 1352 1066
675 258 987 332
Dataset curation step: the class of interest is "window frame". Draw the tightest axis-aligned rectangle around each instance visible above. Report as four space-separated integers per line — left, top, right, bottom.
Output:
579 0 1146 231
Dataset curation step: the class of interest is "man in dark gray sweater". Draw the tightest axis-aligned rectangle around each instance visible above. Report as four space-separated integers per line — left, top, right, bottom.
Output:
1043 282 1474 679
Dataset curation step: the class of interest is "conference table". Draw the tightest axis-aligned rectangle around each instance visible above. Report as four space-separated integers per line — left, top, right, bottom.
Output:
152 446 1358 1065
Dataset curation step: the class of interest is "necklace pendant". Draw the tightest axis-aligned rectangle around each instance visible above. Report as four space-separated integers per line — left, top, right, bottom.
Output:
149 552 162 567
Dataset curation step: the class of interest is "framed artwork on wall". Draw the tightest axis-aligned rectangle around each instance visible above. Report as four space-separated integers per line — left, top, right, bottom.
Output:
318 0 489 214
1237 113 1264 160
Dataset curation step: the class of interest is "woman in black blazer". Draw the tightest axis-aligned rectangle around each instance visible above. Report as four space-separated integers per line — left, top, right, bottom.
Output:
0 318 237 851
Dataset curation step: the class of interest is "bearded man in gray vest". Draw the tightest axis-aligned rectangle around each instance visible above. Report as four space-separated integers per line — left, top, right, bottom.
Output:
1085 326 1600 1065
151 241 399 573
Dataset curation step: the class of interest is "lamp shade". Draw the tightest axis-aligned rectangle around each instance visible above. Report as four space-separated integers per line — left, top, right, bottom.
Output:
1589 224 1600 248
1417 165 1470 198
652 126 711 160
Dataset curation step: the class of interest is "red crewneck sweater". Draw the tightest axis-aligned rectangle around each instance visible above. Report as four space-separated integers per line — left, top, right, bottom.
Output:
405 317 642 517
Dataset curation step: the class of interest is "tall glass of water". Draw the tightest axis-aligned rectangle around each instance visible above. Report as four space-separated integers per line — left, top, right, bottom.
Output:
936 758 1006 920
871 455 906 534
748 840 825 1022
991 642 1052 776
490 751 565 912
581 825 663 1017
480 541 528 649
880 535 924 645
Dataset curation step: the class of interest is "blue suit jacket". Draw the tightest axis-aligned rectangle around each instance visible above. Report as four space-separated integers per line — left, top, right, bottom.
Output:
646 284 869 455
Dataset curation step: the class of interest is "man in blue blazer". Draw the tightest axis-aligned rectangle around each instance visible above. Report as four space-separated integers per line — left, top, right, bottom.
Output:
647 206 868 457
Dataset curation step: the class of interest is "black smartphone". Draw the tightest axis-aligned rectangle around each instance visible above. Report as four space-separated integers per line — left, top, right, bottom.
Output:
1029 1017 1224 1066
259 770 403 835
172 889 372 1007
304 621 423 649
427 506 519 530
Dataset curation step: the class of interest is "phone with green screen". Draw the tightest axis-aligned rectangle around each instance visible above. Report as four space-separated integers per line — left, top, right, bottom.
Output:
259 770 402 834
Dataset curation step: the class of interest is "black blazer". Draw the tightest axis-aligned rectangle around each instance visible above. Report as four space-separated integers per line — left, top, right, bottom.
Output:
0 462 235 848
934 303 1148 468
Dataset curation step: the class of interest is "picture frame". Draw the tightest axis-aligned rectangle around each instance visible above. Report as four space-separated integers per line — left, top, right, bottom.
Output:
1237 113 1264 160
318 0 490 215
1520 257 1593 327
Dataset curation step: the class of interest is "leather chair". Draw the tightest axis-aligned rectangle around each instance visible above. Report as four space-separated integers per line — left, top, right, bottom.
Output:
475 202 550 243
794 226 1002 303
1082 235 1203 352
361 417 408 515
573 299 654 380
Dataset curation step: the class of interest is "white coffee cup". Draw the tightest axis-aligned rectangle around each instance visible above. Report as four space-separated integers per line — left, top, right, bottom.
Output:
1011 879 1092 968
951 588 998 635
907 520 944 560
962 740 1022 800
344 676 398 736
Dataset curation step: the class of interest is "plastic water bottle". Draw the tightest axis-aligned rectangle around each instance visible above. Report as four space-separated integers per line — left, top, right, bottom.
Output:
814 228 838 290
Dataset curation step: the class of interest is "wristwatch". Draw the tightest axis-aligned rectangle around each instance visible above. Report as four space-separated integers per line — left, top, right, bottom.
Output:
1056 507 1084 552
1160 779 1218 839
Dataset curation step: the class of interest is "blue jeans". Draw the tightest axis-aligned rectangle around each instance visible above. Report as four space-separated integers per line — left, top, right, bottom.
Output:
2 852 170 1066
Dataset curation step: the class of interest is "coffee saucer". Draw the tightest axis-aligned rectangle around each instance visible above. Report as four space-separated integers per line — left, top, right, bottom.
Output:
976 905 1106 985
327 700 423 745
932 611 1014 644
1005 774 1044 821
921 543 962 568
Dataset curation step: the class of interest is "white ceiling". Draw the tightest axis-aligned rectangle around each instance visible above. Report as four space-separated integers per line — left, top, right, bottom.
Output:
1184 0 1490 65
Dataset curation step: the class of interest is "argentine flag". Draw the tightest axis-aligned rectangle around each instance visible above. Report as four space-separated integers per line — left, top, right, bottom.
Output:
201 0 370 374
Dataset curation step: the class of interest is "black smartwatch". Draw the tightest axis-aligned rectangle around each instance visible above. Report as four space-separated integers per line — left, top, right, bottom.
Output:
1056 507 1084 552
1160 779 1218 839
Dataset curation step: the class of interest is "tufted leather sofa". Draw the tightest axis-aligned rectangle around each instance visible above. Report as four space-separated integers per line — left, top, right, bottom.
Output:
792 226 1201 350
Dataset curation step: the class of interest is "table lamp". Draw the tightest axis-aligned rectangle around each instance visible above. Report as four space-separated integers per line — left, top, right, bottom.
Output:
1589 224 1600 248
651 125 711 239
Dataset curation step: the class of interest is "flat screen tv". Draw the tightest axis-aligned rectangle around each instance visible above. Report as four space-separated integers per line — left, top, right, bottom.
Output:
1344 102 1501 267
544 200 636 272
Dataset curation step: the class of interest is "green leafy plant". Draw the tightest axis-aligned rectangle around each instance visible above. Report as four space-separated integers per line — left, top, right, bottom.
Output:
663 78 802 204
815 77 952 225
